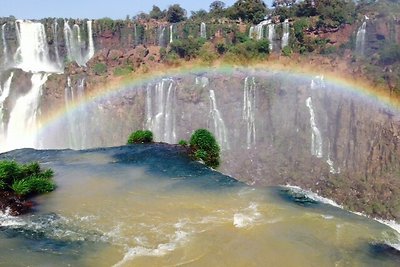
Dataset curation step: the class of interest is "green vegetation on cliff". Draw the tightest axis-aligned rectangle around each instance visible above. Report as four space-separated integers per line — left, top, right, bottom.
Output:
0 160 55 196
189 129 220 168
127 130 154 144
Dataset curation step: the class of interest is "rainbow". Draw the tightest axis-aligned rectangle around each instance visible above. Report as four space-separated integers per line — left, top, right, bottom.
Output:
37 63 400 138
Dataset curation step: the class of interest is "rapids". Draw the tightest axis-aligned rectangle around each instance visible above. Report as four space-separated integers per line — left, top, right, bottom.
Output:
0 145 399 266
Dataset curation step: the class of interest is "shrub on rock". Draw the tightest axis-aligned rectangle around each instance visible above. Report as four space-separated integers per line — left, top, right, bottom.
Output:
127 130 154 144
189 129 220 168
0 160 55 197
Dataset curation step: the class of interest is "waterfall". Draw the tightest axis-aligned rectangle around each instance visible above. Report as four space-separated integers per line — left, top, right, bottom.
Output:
146 78 177 143
249 20 270 40
281 19 289 49
5 73 49 151
86 20 95 61
209 90 229 150
0 72 14 138
305 97 323 158
243 77 256 149
64 21 80 65
195 76 209 88
249 26 255 39
355 21 367 56
1 24 8 65
64 20 94 66
52 21 62 68
268 23 275 51
169 25 174 43
64 76 87 149
14 20 59 73
200 22 207 39
158 26 166 47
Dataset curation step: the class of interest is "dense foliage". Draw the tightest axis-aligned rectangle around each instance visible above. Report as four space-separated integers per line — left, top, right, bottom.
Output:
0 160 55 196
189 129 220 168
230 0 268 24
127 130 154 144
170 37 205 60
166 4 187 23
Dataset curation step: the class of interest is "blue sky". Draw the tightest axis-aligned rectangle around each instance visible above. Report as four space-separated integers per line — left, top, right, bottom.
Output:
0 0 273 19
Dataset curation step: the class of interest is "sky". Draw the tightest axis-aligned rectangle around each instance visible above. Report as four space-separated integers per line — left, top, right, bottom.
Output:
0 0 274 20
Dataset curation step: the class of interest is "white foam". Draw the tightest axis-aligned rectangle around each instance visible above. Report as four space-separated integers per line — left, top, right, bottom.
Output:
113 223 190 266
0 209 26 227
284 185 343 208
374 219 400 250
233 202 262 228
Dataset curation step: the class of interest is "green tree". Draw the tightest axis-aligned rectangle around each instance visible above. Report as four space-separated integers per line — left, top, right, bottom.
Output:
166 4 187 23
316 0 356 27
230 0 269 24
190 129 220 168
191 9 209 20
209 1 227 17
149 5 165 20
169 37 205 60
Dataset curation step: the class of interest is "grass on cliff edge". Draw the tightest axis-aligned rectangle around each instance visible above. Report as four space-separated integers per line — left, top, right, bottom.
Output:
0 160 56 197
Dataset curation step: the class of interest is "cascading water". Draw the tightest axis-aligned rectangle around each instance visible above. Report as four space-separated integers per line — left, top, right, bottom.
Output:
64 76 87 149
281 19 289 48
209 89 229 150
158 26 166 47
356 21 367 56
268 23 275 51
243 77 256 149
169 25 174 43
249 20 270 40
146 78 177 143
4 73 49 151
249 26 255 38
86 20 95 61
52 21 62 68
14 20 59 73
64 20 94 66
0 72 13 139
200 22 207 39
305 96 323 158
1 24 8 65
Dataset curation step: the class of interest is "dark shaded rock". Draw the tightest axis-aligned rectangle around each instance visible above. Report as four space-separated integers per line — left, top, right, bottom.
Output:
0 191 33 216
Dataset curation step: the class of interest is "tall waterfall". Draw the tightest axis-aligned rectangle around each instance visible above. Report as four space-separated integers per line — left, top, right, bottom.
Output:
200 22 207 39
355 21 367 56
0 72 13 138
158 26 166 47
64 20 95 66
14 20 59 73
305 97 323 158
64 22 84 66
52 21 62 68
243 77 256 149
209 89 229 150
1 24 8 65
64 76 87 149
169 25 174 43
4 73 49 151
281 19 289 48
146 78 177 143
86 20 95 61
268 23 275 51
